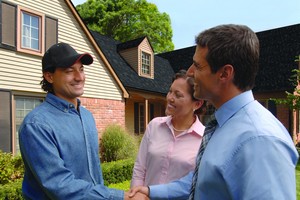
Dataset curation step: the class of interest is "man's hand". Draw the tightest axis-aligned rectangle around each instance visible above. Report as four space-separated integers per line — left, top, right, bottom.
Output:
124 190 149 200
128 186 149 198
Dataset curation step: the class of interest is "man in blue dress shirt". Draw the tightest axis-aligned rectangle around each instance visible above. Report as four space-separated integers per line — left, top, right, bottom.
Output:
130 24 299 199
19 43 148 200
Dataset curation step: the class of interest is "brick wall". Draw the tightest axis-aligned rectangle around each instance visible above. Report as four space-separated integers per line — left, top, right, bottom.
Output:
276 104 290 132
79 97 125 136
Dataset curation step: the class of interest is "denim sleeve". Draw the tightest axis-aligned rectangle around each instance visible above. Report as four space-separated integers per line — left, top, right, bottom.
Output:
19 122 124 200
149 171 192 200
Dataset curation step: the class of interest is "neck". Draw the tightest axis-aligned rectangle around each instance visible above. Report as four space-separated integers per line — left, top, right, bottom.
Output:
172 114 195 132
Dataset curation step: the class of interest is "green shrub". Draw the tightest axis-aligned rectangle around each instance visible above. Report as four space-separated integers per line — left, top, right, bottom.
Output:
108 180 130 191
0 151 24 185
101 158 134 186
0 179 23 199
100 124 138 162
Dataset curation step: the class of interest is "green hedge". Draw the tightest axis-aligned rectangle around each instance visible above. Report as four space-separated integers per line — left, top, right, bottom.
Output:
0 179 23 200
0 154 134 199
102 158 134 186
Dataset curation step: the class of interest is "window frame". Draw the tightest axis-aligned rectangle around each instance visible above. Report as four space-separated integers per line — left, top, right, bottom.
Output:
17 5 45 56
141 51 151 76
12 94 44 154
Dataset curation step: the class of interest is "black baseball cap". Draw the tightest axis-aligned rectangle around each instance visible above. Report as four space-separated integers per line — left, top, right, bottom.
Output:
42 42 93 72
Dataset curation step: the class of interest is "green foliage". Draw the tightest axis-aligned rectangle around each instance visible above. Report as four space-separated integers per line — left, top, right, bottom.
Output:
0 151 24 185
76 0 174 53
0 179 23 200
100 124 138 162
271 56 300 110
101 158 134 186
108 180 130 191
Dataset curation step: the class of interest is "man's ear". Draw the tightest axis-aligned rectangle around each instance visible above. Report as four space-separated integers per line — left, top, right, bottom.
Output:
219 64 234 80
43 72 54 83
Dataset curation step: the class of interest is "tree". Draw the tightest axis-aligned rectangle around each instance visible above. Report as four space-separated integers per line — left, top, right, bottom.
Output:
271 56 300 144
271 56 300 110
76 0 174 53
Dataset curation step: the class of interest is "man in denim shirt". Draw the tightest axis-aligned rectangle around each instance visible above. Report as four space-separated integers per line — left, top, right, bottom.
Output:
19 43 148 200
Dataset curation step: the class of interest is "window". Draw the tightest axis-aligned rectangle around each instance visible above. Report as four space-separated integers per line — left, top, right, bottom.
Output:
1 3 58 55
134 102 155 134
141 51 151 75
21 12 40 51
15 97 43 154
17 6 44 55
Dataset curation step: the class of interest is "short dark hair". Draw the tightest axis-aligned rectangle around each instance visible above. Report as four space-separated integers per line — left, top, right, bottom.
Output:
195 24 260 91
172 69 206 115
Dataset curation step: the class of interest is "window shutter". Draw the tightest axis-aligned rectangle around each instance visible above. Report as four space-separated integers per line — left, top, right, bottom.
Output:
1 2 16 47
150 103 154 121
134 102 139 134
0 90 12 152
45 16 58 51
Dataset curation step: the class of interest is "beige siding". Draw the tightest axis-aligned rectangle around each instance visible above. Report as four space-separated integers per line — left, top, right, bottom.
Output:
125 98 135 134
0 0 123 100
139 38 154 79
119 48 139 73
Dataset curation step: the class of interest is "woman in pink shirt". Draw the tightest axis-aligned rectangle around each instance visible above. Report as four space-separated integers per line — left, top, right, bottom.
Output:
131 70 206 187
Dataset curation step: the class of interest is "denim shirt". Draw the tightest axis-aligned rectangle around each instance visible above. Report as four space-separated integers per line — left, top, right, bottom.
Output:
19 93 124 200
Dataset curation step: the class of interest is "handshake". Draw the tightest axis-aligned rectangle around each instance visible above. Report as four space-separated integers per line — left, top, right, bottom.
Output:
124 186 149 200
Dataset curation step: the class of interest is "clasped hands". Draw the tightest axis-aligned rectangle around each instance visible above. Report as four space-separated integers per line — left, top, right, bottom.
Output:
124 186 149 200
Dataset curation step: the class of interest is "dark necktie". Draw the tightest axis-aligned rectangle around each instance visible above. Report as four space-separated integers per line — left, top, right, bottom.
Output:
188 116 218 200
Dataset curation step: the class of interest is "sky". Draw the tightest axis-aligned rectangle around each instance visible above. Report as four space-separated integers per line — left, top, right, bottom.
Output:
71 0 300 50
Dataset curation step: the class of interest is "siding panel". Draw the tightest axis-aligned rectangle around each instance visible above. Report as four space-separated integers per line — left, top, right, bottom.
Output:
0 0 123 100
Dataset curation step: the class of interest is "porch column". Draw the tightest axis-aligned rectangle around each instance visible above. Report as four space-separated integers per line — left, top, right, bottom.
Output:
144 98 149 128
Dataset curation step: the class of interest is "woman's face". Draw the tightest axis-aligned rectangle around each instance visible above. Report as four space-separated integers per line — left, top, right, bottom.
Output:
165 78 196 118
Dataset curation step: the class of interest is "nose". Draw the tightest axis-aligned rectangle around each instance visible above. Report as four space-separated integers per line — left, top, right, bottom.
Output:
187 64 194 77
74 70 85 81
166 93 174 102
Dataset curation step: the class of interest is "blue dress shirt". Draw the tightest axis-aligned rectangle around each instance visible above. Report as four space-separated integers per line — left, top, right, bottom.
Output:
150 90 299 200
19 93 124 199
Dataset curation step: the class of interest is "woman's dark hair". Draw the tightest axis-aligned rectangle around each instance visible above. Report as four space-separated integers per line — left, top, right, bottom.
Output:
172 69 206 115
40 67 55 93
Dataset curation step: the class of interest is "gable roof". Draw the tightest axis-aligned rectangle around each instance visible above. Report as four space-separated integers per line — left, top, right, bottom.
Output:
159 24 300 93
91 30 174 95
117 36 153 52
66 0 129 98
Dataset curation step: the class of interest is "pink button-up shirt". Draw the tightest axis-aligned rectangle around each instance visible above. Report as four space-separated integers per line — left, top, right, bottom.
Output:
131 115 205 187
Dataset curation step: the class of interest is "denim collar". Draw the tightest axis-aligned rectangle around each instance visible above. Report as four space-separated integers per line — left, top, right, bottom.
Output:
45 93 81 113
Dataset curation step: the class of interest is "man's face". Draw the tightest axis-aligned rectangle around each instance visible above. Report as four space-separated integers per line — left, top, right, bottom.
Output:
187 46 219 101
45 61 85 105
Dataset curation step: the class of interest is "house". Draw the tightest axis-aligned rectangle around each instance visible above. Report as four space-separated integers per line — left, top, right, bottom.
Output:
0 0 129 154
158 24 300 141
1 0 299 155
91 31 174 134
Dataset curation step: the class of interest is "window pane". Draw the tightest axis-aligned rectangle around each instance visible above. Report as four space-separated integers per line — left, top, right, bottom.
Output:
22 13 30 25
32 39 39 50
31 16 39 28
15 97 43 154
31 28 39 39
21 12 40 51
141 52 151 75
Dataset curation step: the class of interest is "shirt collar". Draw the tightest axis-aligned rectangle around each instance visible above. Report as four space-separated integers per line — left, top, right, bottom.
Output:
45 93 81 113
215 90 255 127
164 115 205 137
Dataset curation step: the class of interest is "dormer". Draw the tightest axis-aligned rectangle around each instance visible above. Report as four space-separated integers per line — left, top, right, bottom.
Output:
117 36 154 79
